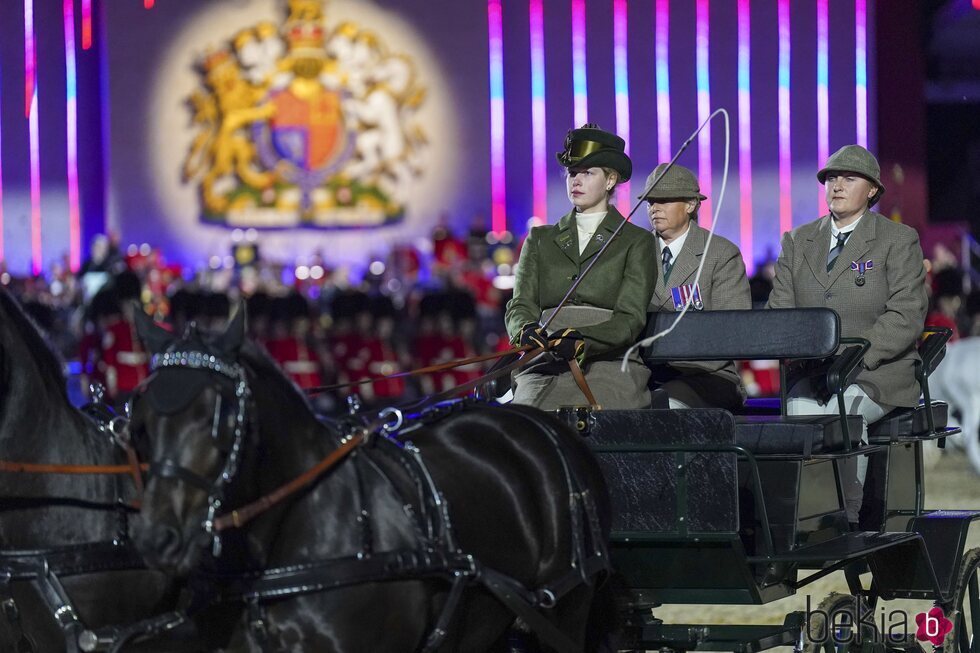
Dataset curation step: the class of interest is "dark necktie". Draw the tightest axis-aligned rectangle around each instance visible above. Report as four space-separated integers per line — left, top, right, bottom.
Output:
827 231 851 272
662 247 673 282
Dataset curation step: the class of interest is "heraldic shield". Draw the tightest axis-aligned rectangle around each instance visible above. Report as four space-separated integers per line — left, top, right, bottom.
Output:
182 0 428 229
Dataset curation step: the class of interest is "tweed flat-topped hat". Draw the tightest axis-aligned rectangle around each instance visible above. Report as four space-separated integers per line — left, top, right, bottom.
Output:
817 144 885 206
638 163 707 201
556 124 632 181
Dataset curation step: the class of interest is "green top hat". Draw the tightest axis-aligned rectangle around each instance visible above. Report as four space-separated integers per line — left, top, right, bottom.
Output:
816 144 885 207
638 163 707 201
556 124 632 182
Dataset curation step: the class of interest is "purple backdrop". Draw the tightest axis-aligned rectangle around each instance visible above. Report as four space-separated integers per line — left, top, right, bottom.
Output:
0 0 876 276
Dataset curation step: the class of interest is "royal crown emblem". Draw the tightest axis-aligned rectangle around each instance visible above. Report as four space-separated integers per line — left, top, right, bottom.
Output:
183 0 427 229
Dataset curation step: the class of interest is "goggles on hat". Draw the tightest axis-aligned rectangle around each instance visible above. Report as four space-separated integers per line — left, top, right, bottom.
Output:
562 139 606 164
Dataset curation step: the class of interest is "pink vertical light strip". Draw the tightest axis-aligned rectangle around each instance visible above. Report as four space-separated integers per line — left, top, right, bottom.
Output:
82 0 92 50
0 64 4 264
571 0 587 126
695 0 712 218
613 0 630 204
488 0 506 234
654 0 671 163
144 0 155 8
778 0 792 235
817 0 829 215
529 0 547 220
26 0 42 275
24 0 36 118
737 0 753 275
855 0 868 147
65 0 81 271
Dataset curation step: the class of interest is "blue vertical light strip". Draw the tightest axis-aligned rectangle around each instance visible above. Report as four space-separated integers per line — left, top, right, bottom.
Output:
855 0 868 147
737 0 753 275
529 0 547 220
655 0 671 163
571 0 587 126
613 0 630 204
817 0 829 215
488 0 506 234
695 0 712 218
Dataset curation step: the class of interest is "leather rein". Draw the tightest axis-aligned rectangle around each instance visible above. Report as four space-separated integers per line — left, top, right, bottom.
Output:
0 402 146 498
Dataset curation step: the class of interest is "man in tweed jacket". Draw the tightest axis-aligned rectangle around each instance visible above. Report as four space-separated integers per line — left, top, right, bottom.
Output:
767 145 927 524
644 164 751 410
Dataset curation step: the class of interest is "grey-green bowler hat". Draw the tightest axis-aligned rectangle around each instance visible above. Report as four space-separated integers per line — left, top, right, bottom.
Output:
817 144 885 206
638 163 707 201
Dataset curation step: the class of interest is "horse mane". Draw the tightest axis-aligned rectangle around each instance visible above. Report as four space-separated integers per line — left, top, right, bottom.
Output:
0 288 69 402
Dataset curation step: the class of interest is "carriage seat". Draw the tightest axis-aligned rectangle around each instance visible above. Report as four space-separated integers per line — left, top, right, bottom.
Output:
735 414 864 456
867 400 949 444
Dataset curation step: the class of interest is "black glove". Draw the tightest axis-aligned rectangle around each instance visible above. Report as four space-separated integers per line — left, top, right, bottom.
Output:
548 328 584 362
519 323 549 349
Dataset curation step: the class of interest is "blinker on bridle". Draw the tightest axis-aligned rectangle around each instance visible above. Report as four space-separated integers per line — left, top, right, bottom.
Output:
146 350 250 558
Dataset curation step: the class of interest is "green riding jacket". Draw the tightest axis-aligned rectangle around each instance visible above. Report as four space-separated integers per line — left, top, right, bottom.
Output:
505 205 657 362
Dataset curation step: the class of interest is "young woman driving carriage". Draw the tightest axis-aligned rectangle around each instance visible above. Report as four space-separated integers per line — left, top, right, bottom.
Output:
505 124 657 410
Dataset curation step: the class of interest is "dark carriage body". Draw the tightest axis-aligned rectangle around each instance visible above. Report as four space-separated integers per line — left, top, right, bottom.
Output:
556 308 979 652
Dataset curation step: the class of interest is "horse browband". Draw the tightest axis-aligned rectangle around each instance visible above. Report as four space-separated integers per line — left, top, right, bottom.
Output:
151 350 244 379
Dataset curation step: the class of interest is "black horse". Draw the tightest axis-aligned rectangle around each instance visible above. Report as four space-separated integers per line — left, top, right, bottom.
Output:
0 287 184 651
129 308 614 652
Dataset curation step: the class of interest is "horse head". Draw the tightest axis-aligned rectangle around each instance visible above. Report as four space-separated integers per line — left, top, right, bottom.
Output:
129 306 254 576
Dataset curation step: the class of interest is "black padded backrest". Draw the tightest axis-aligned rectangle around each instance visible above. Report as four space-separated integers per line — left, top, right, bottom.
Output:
642 308 840 362
579 408 738 533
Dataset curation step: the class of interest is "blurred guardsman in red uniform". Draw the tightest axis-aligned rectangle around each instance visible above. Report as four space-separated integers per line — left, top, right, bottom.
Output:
94 272 150 405
355 296 405 402
265 293 325 390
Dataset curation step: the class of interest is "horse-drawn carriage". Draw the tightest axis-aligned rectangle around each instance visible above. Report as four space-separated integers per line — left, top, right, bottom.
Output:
565 308 977 653
0 284 976 652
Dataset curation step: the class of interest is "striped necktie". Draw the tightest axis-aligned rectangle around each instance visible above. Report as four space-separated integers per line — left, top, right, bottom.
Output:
827 231 851 272
662 247 673 282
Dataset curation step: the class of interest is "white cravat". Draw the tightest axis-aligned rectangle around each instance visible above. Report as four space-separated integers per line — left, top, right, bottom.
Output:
576 211 606 254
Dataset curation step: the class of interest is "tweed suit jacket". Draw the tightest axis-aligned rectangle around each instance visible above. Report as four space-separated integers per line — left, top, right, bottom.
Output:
506 205 657 362
649 222 751 399
767 211 928 407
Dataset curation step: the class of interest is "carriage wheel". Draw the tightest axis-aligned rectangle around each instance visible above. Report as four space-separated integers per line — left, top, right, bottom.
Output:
940 547 980 653
802 592 879 653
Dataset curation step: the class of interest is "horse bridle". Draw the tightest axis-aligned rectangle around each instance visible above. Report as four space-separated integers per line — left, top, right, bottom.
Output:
141 349 250 558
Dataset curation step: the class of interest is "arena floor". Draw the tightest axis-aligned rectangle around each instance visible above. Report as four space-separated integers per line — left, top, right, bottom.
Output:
650 446 980 629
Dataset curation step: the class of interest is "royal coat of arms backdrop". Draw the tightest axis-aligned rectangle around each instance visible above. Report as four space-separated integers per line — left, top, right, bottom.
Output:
183 0 427 229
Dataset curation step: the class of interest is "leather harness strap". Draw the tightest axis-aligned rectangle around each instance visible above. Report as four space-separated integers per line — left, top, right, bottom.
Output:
212 347 550 533
0 461 148 475
567 358 601 409
304 344 535 395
